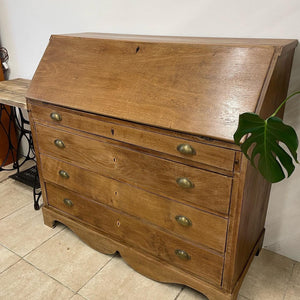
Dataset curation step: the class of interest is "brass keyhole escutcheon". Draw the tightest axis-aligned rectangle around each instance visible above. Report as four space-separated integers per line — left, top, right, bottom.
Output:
54 139 65 149
176 177 194 189
63 198 73 207
59 170 69 179
175 249 191 261
175 215 192 227
177 144 195 155
50 112 62 121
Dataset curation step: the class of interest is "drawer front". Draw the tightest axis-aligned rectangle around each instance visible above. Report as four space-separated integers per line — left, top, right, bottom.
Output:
30 103 235 172
36 124 232 214
41 155 228 252
46 182 224 285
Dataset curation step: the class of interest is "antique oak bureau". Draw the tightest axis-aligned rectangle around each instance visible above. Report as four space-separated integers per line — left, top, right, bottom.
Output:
26 33 297 299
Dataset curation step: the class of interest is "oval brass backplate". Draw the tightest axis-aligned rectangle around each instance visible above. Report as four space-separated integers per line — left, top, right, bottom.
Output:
177 144 196 155
54 139 65 149
175 249 191 260
176 177 194 189
59 170 69 179
50 112 62 121
63 198 73 207
175 215 192 227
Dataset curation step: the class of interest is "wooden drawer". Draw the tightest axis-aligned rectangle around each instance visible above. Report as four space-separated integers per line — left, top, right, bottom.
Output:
41 155 228 252
30 103 235 172
46 182 224 285
36 124 232 215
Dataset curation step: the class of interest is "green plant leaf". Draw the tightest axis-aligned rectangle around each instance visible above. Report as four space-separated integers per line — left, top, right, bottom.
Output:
234 112 298 183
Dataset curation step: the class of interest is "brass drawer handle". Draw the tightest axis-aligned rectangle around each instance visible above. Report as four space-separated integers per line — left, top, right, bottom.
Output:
63 198 73 207
175 249 191 261
176 177 194 189
50 112 62 121
54 139 65 149
59 170 69 179
177 144 195 155
175 215 192 227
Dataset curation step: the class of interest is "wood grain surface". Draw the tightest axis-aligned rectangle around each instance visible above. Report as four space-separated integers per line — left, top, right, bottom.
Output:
30 103 235 172
60 33 297 52
41 155 228 252
25 34 295 142
222 49 296 292
0 78 30 109
46 182 224 285
36 123 232 214
27 34 298 300
43 206 237 299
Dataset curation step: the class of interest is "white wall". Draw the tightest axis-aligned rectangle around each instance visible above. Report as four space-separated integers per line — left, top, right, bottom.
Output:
0 0 299 260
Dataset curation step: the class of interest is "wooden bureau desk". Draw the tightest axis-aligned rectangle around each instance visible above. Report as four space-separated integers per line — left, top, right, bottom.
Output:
26 33 297 299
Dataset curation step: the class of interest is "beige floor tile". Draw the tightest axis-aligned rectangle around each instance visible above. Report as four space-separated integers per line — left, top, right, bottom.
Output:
0 164 19 183
290 262 300 284
70 294 87 300
285 262 300 300
239 249 295 300
0 244 21 273
0 160 36 183
25 228 114 292
0 169 13 183
176 287 250 300
0 203 64 256
0 178 32 219
237 296 249 300
0 260 74 299
284 286 300 300
177 287 207 299
78 255 182 300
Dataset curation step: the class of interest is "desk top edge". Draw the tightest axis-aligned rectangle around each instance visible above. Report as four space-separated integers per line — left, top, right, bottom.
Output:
56 33 298 53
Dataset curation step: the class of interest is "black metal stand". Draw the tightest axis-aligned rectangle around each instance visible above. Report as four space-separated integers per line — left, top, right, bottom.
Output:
0 104 42 210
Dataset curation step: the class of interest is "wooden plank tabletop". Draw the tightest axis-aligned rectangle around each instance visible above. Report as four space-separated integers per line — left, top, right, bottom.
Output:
0 78 31 109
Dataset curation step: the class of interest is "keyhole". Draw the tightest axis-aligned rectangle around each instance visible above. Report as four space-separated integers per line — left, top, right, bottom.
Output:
136 46 140 53
113 157 116 162
114 191 118 196
111 129 114 136
116 220 121 227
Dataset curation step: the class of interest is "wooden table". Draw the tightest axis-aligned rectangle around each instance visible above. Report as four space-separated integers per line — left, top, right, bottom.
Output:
0 79 29 170
0 78 41 209
0 78 29 109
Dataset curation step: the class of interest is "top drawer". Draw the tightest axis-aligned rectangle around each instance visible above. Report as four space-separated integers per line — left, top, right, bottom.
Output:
30 103 235 173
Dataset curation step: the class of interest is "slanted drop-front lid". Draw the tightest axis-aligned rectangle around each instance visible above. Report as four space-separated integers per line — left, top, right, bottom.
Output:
26 33 297 142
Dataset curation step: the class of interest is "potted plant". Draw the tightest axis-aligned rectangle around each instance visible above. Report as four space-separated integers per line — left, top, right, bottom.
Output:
234 91 299 183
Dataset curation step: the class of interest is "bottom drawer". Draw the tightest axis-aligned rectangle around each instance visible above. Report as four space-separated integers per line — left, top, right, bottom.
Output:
46 183 224 285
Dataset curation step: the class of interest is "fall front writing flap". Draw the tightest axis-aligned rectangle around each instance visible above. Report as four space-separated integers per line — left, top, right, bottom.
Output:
26 33 297 142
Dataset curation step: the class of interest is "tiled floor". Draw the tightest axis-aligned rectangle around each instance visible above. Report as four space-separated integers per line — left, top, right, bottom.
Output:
0 176 299 300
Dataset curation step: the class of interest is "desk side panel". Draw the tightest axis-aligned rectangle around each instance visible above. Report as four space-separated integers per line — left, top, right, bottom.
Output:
225 47 296 290
26 100 49 206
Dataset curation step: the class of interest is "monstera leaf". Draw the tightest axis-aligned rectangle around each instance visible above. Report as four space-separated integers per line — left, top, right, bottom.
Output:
234 92 299 183
234 113 298 182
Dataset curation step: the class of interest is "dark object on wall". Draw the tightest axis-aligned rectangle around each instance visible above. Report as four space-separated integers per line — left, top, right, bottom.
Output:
0 47 9 73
